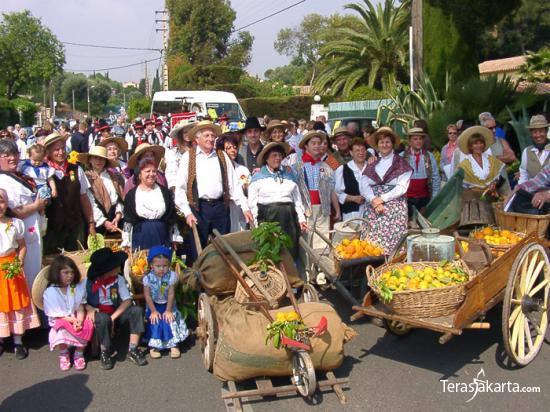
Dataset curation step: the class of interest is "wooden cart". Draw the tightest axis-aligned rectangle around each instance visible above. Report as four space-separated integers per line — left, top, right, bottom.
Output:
352 233 550 367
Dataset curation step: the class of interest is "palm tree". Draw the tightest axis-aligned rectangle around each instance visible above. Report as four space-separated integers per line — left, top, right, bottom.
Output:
314 0 410 96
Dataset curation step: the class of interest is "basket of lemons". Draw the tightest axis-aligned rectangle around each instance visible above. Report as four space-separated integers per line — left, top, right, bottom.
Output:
367 260 473 318
470 226 525 254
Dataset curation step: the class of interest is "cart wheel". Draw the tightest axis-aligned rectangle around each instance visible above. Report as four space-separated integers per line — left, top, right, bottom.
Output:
292 351 317 397
384 319 412 336
301 284 319 303
197 293 216 371
502 243 549 367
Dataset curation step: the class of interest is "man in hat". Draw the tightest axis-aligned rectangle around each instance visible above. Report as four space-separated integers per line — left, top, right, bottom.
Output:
88 119 111 148
143 119 155 145
151 118 166 146
165 119 196 191
85 248 148 369
518 115 550 185
332 127 353 165
127 120 146 155
175 121 254 257
402 127 440 217
238 117 265 174
43 132 96 255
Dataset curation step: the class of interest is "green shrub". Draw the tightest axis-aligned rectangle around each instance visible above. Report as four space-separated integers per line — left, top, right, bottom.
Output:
239 96 317 119
10 98 38 126
127 97 152 119
170 64 244 89
0 99 18 128
346 86 388 101
206 83 258 99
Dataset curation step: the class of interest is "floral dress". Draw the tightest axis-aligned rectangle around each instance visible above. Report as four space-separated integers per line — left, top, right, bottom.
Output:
143 271 188 350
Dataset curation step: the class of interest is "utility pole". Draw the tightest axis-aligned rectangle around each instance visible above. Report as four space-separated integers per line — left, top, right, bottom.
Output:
156 7 169 91
411 0 423 88
72 89 75 113
144 61 151 97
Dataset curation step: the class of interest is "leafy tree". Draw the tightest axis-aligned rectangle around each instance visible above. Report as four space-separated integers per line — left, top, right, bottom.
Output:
127 97 152 119
60 73 89 112
264 59 309 86
224 32 254 68
152 69 161 94
315 0 410 95
0 10 65 98
138 78 146 95
519 48 550 83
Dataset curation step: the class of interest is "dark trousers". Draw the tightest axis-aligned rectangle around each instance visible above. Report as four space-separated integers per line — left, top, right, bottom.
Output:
191 199 230 260
43 223 84 255
407 196 430 219
94 305 144 351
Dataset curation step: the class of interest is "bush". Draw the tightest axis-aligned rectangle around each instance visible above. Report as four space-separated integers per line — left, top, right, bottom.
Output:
10 98 38 126
346 86 388 101
206 83 258 99
127 97 152 119
0 99 18 128
170 64 245 89
239 96 321 119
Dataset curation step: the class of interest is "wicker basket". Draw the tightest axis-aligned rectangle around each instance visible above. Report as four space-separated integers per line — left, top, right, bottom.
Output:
128 249 149 295
469 226 526 253
234 261 287 308
366 260 473 318
493 202 550 239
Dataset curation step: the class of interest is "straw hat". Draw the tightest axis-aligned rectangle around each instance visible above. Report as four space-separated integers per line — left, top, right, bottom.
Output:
367 127 400 149
43 132 67 148
332 127 353 140
188 120 222 139
169 119 197 141
527 114 550 129
299 130 327 149
265 120 288 136
98 136 128 154
31 265 51 311
127 143 165 169
257 142 290 166
77 145 118 168
406 127 427 137
458 126 495 154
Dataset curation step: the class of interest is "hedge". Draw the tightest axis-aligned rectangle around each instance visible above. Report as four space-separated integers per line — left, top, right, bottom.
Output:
239 96 317 119
0 99 19 128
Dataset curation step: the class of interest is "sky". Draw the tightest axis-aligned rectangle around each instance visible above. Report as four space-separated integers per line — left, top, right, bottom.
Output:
1 0 357 83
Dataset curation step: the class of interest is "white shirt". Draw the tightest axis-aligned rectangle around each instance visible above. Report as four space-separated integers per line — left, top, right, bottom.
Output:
519 146 550 185
174 146 250 217
360 153 412 203
0 218 24 256
52 165 90 195
87 170 124 227
230 164 251 232
136 185 166 219
247 167 306 224
43 282 87 326
16 139 28 160
334 160 367 205
164 147 186 189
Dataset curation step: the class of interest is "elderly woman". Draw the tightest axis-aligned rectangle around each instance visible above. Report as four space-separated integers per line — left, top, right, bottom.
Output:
98 135 129 175
217 132 250 232
440 124 459 180
164 120 196 191
123 158 178 250
0 140 46 289
335 138 368 221
248 142 306 258
124 143 167 195
43 132 96 255
265 120 288 143
360 127 412 254
16 128 29 160
78 146 125 235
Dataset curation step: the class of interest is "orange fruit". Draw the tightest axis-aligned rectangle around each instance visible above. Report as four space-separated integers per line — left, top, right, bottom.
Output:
482 227 494 236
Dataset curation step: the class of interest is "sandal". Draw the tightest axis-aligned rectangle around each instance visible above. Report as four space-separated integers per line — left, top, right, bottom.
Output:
149 348 161 359
59 352 71 371
170 347 181 359
73 356 87 371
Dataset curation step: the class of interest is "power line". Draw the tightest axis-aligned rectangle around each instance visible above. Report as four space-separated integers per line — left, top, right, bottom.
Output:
65 57 161 72
62 41 161 52
232 0 306 32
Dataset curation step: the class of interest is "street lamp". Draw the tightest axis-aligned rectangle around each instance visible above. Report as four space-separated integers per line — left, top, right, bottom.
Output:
87 84 95 117
313 94 321 103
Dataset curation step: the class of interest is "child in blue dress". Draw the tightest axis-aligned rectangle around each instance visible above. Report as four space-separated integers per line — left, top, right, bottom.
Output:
143 246 188 359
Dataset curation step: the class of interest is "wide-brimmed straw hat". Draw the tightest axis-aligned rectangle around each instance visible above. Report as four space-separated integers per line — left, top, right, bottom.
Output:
188 120 222 139
31 265 51 310
458 126 495 154
169 119 197 141
87 247 128 281
43 132 67 148
299 130 327 149
98 136 128 154
527 114 550 129
127 143 165 169
265 120 288 136
332 127 353 140
406 127 427 137
77 145 118 168
367 127 400 149
257 142 290 166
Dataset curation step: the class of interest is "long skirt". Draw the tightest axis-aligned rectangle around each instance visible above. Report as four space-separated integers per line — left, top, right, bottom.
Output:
132 219 170 251
258 202 301 258
145 302 189 350
361 185 408 255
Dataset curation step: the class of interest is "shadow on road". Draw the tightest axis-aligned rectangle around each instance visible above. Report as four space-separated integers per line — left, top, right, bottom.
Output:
0 374 93 411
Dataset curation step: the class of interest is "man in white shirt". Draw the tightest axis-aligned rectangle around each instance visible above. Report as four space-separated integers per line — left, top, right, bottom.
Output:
175 121 253 257
518 114 550 185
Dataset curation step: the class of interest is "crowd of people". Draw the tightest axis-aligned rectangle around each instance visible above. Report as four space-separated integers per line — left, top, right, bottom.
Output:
1 109 549 371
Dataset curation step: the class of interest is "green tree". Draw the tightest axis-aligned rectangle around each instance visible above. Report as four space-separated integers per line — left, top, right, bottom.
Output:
224 31 254 68
138 78 146 95
128 97 152 119
264 59 309 86
152 69 161 94
0 10 65 98
315 0 410 95
60 73 89 112
519 48 550 82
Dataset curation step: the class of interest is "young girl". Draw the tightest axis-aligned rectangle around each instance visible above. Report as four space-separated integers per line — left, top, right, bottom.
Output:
20 144 57 204
43 255 93 371
143 246 188 359
0 188 40 359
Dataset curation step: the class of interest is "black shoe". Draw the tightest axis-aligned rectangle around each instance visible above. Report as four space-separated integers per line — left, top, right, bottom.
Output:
100 350 113 370
127 348 148 366
14 345 28 360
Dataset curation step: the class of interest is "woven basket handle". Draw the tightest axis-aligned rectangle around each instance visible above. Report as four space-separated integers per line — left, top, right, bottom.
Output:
365 265 376 286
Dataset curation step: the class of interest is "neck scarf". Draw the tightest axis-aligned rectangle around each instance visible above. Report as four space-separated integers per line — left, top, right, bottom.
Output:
91 276 118 296
302 152 321 165
47 159 70 177
446 141 457 162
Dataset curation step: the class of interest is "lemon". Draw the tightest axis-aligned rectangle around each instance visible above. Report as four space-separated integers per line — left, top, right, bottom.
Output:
419 281 429 289
423 274 433 283
399 276 408 284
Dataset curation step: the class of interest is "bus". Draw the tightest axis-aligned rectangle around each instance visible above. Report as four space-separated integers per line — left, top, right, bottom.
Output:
151 90 247 122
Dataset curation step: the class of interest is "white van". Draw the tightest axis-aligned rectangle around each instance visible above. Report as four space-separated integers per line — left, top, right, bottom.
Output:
151 90 247 122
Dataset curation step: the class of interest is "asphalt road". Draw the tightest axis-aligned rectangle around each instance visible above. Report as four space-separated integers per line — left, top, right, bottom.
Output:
1 290 549 412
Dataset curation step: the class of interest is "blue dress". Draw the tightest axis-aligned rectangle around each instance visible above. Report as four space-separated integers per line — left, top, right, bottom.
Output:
143 271 188 349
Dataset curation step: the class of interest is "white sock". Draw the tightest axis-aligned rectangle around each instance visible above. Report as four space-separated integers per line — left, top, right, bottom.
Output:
13 335 22 345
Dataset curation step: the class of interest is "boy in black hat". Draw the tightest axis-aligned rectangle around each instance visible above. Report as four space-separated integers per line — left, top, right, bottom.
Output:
238 117 266 173
85 248 148 369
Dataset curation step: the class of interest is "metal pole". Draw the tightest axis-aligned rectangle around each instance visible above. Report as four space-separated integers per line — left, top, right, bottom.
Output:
87 85 91 117
411 0 423 85
72 89 75 113
409 26 414 90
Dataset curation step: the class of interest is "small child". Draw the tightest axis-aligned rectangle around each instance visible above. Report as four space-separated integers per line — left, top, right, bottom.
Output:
85 247 148 370
43 255 94 371
144 246 188 359
0 189 40 359
20 144 57 205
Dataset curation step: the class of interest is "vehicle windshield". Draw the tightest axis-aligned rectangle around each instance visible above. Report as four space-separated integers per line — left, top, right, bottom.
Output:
151 100 189 116
205 103 243 122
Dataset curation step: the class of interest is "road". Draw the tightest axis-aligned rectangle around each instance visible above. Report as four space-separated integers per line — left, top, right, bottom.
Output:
1 290 549 412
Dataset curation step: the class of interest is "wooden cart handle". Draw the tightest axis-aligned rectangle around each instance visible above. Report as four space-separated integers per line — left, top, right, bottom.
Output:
192 223 203 256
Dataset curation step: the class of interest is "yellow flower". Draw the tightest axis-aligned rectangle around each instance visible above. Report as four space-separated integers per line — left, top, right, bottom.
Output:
275 312 286 322
285 311 300 322
67 151 79 165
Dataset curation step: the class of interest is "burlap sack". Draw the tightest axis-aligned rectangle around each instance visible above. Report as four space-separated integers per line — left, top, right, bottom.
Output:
211 298 357 382
190 231 303 296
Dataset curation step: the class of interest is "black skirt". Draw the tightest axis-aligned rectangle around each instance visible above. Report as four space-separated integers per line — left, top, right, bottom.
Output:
257 202 300 258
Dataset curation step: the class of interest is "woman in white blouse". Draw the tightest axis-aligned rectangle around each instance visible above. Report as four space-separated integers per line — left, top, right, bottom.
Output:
78 146 125 235
360 127 412 254
248 142 306 258
335 138 368 221
123 158 178 250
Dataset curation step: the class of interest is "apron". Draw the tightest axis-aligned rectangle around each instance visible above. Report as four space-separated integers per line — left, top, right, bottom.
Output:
131 220 170 251
258 202 301 258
